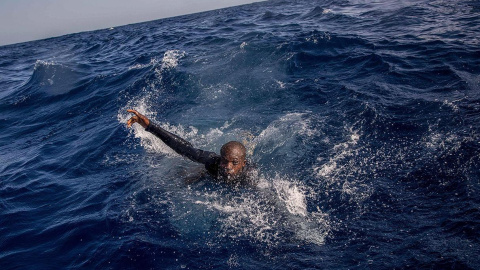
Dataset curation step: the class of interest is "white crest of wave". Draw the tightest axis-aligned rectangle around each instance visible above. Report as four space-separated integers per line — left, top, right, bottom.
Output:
160 50 186 70
34 59 56 69
128 58 159 70
322 8 332 14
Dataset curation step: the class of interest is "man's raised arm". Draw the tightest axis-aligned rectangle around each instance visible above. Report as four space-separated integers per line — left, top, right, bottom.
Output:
126 110 216 164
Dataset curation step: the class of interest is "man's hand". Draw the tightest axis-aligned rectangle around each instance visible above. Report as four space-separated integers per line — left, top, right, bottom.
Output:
126 109 150 129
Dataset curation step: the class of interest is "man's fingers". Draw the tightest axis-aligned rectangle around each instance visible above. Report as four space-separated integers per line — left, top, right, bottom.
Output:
126 109 141 127
127 109 141 118
126 116 138 128
126 109 149 128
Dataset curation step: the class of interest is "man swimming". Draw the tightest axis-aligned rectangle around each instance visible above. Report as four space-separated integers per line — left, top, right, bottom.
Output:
126 109 255 185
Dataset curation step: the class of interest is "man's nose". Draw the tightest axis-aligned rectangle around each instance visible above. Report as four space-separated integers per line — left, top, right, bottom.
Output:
226 162 233 169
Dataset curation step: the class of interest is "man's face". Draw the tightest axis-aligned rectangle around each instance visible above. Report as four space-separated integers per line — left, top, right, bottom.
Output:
219 146 246 179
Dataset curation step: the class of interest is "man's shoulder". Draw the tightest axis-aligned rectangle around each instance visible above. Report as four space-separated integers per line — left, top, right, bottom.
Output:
204 154 221 175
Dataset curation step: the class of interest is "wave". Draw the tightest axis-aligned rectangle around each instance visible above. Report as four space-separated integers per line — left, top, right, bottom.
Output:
3 60 90 108
303 6 333 18
2 0 480 268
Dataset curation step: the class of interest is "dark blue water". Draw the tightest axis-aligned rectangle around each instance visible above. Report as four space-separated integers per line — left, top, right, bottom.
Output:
1 0 480 269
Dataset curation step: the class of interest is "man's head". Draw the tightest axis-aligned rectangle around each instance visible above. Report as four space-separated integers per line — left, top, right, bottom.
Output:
219 141 247 180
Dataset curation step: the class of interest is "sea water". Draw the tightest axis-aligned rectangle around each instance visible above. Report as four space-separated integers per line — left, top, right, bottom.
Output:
1 0 479 269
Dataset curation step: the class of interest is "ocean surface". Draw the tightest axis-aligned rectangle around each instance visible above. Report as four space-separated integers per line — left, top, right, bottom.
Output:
1 0 480 269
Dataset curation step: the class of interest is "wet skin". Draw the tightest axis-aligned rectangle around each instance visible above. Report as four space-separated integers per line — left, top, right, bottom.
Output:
219 145 247 180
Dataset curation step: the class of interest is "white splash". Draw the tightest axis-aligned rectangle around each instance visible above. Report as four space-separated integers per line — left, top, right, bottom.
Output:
323 9 332 14
119 49 193 156
187 175 330 246
423 124 461 153
273 178 307 217
34 59 56 69
275 80 286 89
312 124 373 207
160 50 186 70
252 112 317 157
128 57 159 70
315 126 360 179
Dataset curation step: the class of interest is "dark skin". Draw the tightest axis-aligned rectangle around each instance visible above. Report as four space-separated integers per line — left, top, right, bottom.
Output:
219 141 247 179
126 109 247 179
126 109 150 129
